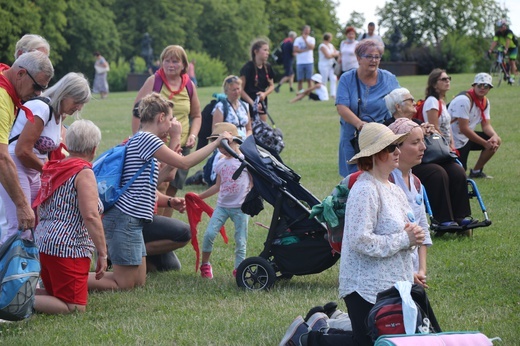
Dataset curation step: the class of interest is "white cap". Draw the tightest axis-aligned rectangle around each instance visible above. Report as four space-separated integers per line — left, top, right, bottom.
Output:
311 73 322 84
473 73 493 88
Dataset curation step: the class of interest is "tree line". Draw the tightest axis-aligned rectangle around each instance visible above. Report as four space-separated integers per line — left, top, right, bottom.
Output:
0 0 509 87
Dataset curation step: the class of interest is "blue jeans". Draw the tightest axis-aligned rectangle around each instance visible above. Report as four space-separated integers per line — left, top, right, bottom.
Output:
202 206 249 269
103 207 146 265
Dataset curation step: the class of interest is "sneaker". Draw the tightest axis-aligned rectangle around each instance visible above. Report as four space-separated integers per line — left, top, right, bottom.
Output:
509 77 515 84
323 301 338 318
274 85 281 93
233 269 237 277
306 312 329 332
279 316 309 346
200 263 213 279
185 170 206 185
469 169 493 179
290 87 294 92
457 217 478 227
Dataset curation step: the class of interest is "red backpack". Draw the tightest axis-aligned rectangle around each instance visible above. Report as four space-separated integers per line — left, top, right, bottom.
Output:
413 98 442 122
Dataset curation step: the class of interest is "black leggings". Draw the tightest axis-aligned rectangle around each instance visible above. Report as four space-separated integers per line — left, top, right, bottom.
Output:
457 131 490 170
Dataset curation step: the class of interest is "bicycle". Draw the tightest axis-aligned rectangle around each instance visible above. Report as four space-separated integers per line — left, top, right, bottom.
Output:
488 49 514 87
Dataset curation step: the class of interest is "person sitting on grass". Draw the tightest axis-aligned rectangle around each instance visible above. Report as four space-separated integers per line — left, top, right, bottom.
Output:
290 74 329 103
195 123 252 279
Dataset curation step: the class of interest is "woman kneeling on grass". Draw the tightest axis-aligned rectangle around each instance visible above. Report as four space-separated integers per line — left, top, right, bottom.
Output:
88 93 233 291
33 119 107 314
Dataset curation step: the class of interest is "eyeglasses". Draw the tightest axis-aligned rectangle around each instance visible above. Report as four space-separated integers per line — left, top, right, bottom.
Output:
438 76 452 82
383 144 399 153
20 66 47 91
402 97 414 104
360 54 381 61
226 76 239 83
476 83 491 89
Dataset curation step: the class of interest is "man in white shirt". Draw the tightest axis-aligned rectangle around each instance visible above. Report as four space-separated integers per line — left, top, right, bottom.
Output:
359 22 385 47
293 25 316 91
448 73 501 179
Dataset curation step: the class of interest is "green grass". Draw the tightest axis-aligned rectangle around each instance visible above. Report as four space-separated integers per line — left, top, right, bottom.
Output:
2 74 519 344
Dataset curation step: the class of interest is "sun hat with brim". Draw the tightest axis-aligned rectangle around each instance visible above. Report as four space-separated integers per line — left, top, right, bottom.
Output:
348 122 408 163
472 73 493 88
207 122 242 140
311 73 323 84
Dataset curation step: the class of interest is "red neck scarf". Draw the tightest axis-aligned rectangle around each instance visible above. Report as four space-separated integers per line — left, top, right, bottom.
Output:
467 88 487 123
156 68 189 100
0 64 35 123
32 157 92 208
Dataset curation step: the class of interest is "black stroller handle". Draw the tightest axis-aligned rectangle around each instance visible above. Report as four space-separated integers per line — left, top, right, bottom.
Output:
220 138 240 159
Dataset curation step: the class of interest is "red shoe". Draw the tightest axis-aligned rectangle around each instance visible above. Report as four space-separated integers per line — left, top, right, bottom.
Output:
200 263 213 279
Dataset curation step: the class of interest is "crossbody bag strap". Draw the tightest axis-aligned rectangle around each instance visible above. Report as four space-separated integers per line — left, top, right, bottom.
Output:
355 70 362 118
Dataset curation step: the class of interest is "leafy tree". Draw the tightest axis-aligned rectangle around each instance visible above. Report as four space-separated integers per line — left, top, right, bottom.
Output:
345 11 366 33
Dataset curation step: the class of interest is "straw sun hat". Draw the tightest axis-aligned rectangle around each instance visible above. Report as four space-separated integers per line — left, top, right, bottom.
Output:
207 122 242 140
348 122 408 164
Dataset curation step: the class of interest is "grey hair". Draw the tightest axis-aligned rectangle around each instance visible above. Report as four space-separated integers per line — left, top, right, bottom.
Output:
12 50 54 80
65 119 102 155
288 31 297 38
14 34 50 59
42 73 91 118
355 39 384 57
384 88 411 115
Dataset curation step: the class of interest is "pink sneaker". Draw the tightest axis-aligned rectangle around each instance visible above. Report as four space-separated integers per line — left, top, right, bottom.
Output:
200 263 213 279
233 269 237 277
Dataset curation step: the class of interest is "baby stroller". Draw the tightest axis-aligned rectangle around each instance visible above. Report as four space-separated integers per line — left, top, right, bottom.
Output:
221 136 339 291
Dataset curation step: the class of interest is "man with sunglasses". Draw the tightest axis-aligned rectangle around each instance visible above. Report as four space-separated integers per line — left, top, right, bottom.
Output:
448 73 501 179
0 50 53 234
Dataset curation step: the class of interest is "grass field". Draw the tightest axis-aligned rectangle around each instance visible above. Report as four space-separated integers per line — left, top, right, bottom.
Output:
1 73 519 345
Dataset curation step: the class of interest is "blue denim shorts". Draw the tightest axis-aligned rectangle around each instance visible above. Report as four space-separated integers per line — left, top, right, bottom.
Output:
296 63 313 81
103 207 146 266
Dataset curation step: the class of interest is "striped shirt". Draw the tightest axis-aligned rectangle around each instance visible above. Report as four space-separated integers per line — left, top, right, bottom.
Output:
36 172 103 258
114 131 163 221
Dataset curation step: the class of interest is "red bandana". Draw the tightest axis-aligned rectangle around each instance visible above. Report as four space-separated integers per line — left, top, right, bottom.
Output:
0 63 35 123
32 158 91 208
467 88 487 123
156 68 189 100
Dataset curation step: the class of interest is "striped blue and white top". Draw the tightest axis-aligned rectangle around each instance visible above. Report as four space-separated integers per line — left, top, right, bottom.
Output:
36 172 103 258
114 131 163 221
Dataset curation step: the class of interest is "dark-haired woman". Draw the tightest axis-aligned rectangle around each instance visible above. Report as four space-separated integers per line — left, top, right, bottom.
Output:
239 38 275 122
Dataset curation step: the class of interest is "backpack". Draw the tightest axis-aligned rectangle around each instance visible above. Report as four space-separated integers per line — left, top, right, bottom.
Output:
413 99 442 123
368 285 426 341
447 91 488 122
10 96 54 144
0 231 40 321
271 41 284 65
93 136 155 211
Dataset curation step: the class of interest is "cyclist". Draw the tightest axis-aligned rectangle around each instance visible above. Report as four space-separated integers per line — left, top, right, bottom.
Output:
488 19 518 84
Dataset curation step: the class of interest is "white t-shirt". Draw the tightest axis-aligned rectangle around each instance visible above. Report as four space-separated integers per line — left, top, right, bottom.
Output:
339 40 359 71
313 84 329 101
318 42 336 68
9 98 62 161
448 95 491 149
294 35 316 65
215 155 251 208
422 96 451 142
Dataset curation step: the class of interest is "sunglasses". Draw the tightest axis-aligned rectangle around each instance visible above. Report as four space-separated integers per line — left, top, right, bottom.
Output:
20 66 47 91
476 83 491 89
438 76 452 82
226 76 239 83
383 143 399 153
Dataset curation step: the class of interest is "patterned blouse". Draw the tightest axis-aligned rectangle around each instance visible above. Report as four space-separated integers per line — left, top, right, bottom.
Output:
338 172 414 304
36 171 103 258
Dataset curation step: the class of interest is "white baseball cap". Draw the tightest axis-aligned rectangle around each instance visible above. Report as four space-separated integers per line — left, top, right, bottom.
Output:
311 74 322 84
472 73 493 88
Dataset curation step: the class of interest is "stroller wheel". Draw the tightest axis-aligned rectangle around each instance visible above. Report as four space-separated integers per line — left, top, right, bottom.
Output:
236 257 276 291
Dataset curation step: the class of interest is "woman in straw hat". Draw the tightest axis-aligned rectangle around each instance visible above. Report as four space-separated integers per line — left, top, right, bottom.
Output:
338 122 425 345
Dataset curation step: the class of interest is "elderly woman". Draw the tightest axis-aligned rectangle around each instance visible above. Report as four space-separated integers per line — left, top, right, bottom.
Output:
33 119 107 314
384 88 473 228
338 26 359 74
338 122 424 345
387 118 432 288
336 39 400 176
0 72 91 243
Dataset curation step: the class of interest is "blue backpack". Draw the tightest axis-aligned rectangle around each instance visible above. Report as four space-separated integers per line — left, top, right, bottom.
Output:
0 231 40 321
93 136 155 211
